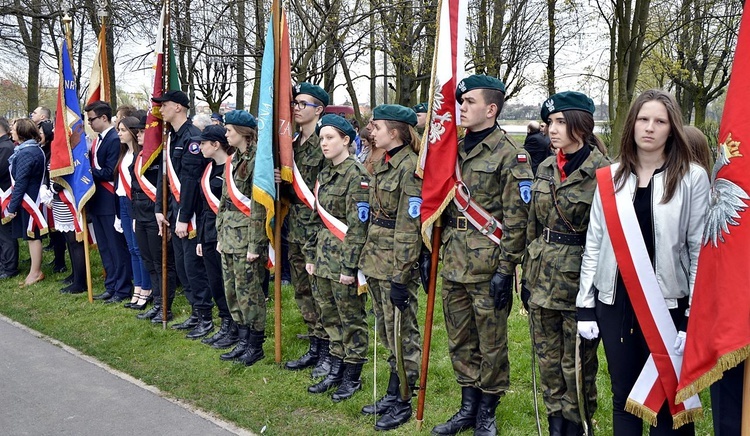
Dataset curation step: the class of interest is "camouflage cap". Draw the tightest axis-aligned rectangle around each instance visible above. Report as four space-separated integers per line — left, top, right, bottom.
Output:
373 104 418 127
293 82 330 107
455 75 506 102
315 114 356 144
541 91 595 122
412 102 428 113
223 110 257 129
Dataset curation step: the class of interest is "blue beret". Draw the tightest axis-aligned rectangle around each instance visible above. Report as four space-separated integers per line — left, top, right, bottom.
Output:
315 114 356 144
413 102 428 113
191 124 228 145
210 112 223 123
373 104 418 127
455 75 506 102
541 91 595 122
293 82 329 107
223 110 257 129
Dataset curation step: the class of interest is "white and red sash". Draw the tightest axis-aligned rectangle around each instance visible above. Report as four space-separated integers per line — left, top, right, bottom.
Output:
225 155 253 216
292 160 315 210
597 165 701 427
164 138 196 238
313 181 368 293
117 155 133 200
91 136 115 194
453 162 503 245
0 182 48 237
201 163 220 215
133 153 157 202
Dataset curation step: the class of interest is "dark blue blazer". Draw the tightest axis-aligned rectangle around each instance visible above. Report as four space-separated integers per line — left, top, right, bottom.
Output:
88 127 121 215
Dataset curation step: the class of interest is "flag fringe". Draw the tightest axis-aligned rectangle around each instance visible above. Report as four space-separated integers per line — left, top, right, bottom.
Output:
624 399 658 427
140 145 163 176
675 344 750 403
671 406 703 429
49 166 74 179
420 186 456 248
253 185 276 245
280 166 293 184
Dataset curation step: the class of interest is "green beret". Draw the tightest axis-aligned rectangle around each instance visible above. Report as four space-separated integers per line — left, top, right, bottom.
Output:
373 104 418 127
412 102 428 114
455 75 506 102
223 110 257 129
293 82 329 107
315 114 356 144
540 91 595 122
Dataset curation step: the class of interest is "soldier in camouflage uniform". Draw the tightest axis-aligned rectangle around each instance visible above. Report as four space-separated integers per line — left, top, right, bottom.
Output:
358 105 423 431
304 115 370 402
522 92 609 436
215 110 268 367
283 83 330 376
433 75 534 436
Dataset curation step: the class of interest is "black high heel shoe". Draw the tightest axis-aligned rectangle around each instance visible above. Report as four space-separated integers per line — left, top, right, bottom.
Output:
130 290 153 310
124 289 143 309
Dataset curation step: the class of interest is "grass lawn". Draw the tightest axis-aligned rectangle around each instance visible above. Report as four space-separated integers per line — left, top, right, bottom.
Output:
0 244 714 435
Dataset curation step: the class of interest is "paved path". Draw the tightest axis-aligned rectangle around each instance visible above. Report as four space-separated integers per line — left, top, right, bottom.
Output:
0 315 253 436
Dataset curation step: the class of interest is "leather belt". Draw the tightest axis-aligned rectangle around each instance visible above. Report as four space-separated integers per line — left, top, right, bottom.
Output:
131 192 152 201
370 216 396 229
445 216 469 231
542 227 586 245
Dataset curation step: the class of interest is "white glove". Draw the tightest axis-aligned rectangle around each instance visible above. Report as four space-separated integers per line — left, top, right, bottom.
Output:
577 321 599 340
674 331 687 355
39 185 53 207
114 217 123 233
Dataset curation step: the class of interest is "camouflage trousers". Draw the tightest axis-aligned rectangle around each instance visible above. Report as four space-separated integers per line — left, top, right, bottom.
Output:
368 277 422 387
442 279 509 395
529 304 598 423
288 242 327 339
313 277 368 364
221 253 267 332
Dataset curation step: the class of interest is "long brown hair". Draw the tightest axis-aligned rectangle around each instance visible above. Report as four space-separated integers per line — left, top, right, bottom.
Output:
614 89 691 203
683 125 712 174
115 116 141 182
384 120 420 153
559 110 607 155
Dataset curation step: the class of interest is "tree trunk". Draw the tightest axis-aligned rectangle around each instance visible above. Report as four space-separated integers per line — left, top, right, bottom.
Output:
236 0 246 111
546 0 556 96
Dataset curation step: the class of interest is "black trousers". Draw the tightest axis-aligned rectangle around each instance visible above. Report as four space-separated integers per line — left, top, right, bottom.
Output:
201 241 229 319
0 221 18 275
170 222 212 315
64 231 86 290
710 361 743 436
597 289 694 436
90 213 132 297
134 217 176 307
50 231 67 270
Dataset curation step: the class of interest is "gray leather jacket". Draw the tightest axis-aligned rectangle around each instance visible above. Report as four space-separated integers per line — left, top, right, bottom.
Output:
577 163 710 313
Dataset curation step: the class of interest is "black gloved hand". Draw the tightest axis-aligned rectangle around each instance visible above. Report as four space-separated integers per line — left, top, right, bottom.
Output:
418 251 431 294
51 182 65 194
521 280 531 311
390 282 409 312
489 272 513 311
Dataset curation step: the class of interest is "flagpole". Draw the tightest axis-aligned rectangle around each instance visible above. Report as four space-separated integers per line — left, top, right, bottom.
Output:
743 360 750 435
416 224 441 430
271 0 283 364
160 0 171 330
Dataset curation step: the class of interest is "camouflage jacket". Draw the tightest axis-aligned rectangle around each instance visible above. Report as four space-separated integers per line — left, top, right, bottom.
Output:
523 147 610 310
283 132 325 245
359 146 422 284
304 156 370 280
441 128 533 283
216 145 268 255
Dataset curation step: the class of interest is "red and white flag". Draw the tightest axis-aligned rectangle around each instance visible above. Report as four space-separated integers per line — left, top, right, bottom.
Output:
86 23 110 106
417 0 468 245
676 7 750 405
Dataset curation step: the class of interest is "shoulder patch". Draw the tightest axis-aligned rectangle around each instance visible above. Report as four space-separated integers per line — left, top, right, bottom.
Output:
516 153 528 163
519 180 532 204
360 180 369 190
188 142 201 155
407 197 422 218
357 202 370 222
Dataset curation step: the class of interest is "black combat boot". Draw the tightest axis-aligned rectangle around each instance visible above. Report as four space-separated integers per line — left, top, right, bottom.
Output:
563 419 584 436
150 304 173 323
203 317 232 345
171 310 200 330
374 397 413 431
136 302 160 320
212 321 240 349
431 386 481 435
236 329 265 366
285 336 319 370
308 357 344 393
331 362 363 402
362 372 399 415
474 393 500 436
220 325 249 361
311 340 332 378
548 416 565 436
186 312 214 339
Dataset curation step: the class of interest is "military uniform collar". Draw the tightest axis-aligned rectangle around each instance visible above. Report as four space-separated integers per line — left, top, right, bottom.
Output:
172 119 193 136
543 146 606 184
295 130 319 149
459 127 504 160
331 155 355 174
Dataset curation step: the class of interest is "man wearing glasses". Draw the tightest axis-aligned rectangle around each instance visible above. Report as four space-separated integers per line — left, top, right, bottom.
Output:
282 83 331 377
